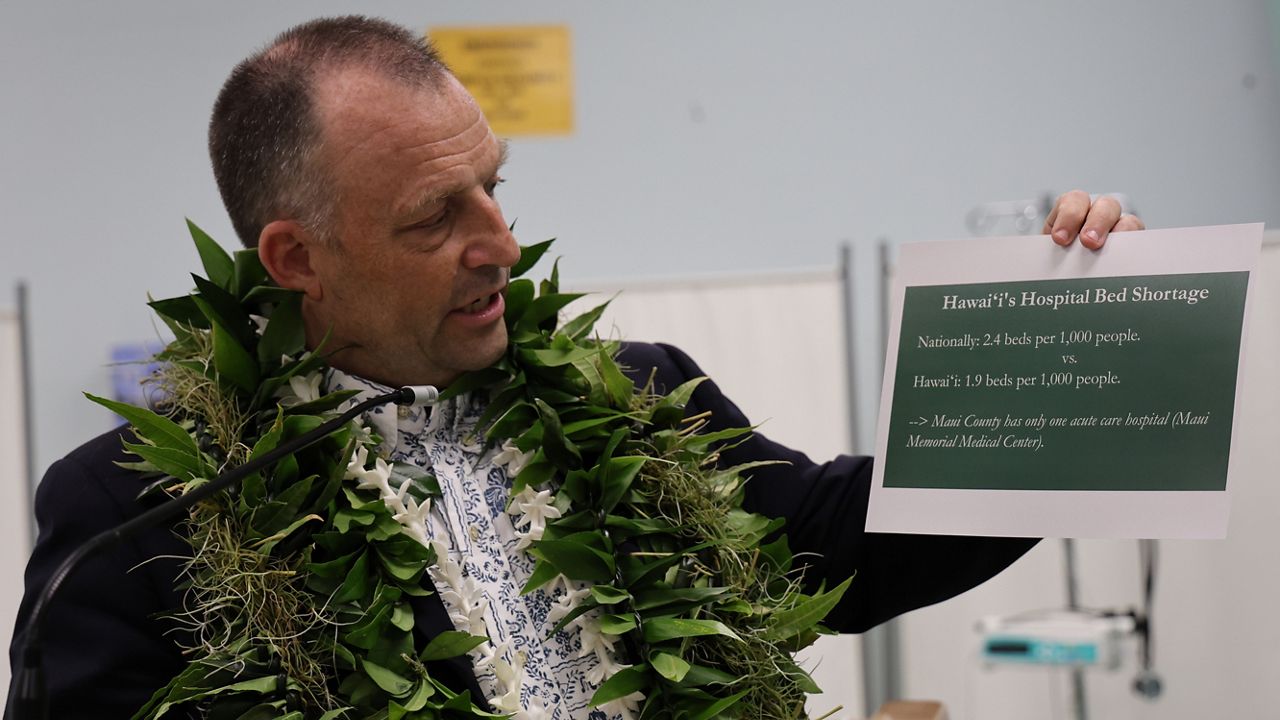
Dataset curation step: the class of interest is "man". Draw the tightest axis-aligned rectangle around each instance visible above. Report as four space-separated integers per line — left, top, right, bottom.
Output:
10 15 1142 719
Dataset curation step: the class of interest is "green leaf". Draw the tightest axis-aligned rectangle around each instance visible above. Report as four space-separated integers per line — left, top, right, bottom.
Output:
520 558 561 595
758 535 794 574
192 277 252 346
648 377 708 427
559 300 611 342
533 398 582 468
232 248 268 299
766 577 852 641
86 393 198 456
502 278 536 328
252 513 322 555
420 631 489 661
590 584 630 605
148 295 210 329
345 602 393 650
532 537 614 582
684 689 751 720
621 541 713 588
438 366 511 402
211 319 260 393
650 652 690 683
599 456 645 513
597 348 635 408
633 586 731 612
660 376 706 410
588 665 649 706
679 664 738 687
399 679 436 712
516 292 586 334
523 344 599 368
682 425 755 451
641 617 741 644
510 239 554 278
547 258 560 292
596 613 636 635
188 218 234 289
332 550 371 604
362 658 414 696
243 285 303 305
256 292 305 365
391 601 415 632
121 442 207 482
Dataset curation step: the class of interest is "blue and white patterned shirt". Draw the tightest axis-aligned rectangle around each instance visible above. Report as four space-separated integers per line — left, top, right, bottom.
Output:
326 369 635 720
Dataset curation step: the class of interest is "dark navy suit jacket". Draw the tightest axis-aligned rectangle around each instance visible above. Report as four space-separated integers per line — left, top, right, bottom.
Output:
9 342 1035 718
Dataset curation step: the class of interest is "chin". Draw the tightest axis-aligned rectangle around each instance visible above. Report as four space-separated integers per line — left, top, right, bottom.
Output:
462 328 511 371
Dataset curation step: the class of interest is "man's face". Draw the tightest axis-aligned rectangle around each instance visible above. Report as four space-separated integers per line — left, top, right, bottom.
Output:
300 68 520 388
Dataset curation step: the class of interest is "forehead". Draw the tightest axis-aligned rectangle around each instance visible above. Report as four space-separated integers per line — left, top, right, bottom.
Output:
311 67 498 194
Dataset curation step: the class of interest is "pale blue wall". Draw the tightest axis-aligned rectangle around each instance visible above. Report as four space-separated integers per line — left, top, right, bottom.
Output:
5 2 1278 474
4 3 1280 717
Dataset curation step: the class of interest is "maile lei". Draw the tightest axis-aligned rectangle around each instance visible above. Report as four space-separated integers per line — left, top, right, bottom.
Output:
93 221 849 720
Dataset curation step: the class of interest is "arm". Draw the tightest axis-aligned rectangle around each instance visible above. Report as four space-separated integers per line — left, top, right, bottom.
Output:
8 430 188 719
619 342 1036 634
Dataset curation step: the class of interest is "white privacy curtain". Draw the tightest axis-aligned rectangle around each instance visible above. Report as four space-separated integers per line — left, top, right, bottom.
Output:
568 268 865 718
0 307 31 691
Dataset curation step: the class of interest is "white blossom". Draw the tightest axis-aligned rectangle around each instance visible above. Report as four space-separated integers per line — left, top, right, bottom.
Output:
510 486 562 550
522 695 552 720
492 439 534 476
279 371 323 406
577 616 619 660
546 582 592 627
249 313 269 336
433 560 488 637
344 444 432 547
599 690 645 720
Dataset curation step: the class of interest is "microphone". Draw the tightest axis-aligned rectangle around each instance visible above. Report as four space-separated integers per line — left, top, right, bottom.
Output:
5 385 437 720
402 385 439 407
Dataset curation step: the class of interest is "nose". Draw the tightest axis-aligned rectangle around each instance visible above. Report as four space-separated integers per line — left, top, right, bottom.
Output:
461 189 521 271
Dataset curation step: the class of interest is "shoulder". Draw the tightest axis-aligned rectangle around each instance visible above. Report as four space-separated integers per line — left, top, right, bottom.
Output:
616 341 704 393
36 426 155 521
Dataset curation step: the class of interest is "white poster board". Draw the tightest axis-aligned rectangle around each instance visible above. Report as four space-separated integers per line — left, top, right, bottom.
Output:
569 269 863 718
869 225 1261 539
896 232 1280 719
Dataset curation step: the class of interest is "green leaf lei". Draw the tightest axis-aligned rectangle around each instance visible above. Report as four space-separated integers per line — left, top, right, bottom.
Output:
100 222 849 719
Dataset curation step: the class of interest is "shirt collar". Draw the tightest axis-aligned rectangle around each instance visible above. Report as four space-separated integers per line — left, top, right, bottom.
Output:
324 367 431 457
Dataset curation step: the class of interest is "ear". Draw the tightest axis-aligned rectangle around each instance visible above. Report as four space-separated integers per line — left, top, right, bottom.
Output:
258 220 325 300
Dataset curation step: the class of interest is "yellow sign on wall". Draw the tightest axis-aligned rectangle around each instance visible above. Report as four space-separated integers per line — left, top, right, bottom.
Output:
429 25 573 136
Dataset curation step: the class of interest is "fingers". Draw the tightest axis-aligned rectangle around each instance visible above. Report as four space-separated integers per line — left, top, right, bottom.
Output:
1114 213 1145 233
1046 190 1091 246
1078 195 1122 249
1044 191 1132 249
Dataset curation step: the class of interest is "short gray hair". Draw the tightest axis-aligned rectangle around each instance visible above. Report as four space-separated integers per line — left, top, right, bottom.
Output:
208 15 450 247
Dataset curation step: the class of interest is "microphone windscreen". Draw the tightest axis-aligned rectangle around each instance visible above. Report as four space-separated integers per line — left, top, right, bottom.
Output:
402 385 439 407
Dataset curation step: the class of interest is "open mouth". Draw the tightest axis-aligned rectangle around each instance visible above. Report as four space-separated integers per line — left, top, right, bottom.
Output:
459 291 501 314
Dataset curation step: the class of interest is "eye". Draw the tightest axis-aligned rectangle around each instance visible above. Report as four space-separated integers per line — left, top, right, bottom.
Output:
413 205 450 230
485 176 506 198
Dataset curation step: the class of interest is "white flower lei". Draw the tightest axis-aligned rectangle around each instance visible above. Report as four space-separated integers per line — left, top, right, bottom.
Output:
338 413 639 719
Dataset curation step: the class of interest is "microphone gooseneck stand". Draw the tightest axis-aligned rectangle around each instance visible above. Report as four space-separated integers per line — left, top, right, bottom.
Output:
6 385 438 720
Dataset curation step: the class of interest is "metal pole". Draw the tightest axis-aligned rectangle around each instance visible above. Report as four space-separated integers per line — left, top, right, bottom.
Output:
877 239 891 385
1063 539 1088 720
839 243 859 454
857 239 903 715
17 282 35 545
